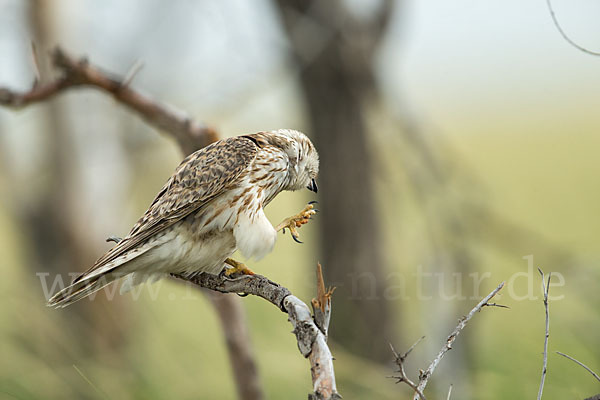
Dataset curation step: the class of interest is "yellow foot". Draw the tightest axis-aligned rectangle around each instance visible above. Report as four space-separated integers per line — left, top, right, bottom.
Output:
275 202 318 243
224 258 255 276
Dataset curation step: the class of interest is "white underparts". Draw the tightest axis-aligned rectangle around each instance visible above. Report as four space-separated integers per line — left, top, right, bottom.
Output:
234 208 277 260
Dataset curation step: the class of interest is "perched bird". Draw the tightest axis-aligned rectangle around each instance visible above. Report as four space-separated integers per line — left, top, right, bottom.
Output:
48 129 319 308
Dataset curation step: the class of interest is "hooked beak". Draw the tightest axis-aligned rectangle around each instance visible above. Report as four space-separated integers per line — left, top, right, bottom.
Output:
307 178 318 193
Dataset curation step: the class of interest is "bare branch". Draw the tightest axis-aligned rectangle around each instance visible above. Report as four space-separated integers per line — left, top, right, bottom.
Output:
0 47 218 155
537 269 551 400
173 267 341 400
556 351 600 383
390 338 426 400
545 0 600 57
412 281 506 399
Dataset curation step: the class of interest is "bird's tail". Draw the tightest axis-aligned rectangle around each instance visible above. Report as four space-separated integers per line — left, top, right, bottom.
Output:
47 272 122 308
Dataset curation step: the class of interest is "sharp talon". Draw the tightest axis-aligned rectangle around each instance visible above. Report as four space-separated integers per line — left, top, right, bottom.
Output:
292 235 303 244
236 292 250 297
313 209 320 213
308 200 318 205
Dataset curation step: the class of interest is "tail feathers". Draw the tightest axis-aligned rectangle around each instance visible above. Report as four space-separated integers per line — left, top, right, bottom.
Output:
119 272 163 295
47 273 122 308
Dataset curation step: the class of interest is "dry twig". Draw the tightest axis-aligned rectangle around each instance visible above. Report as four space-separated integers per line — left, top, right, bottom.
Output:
412 281 506 399
545 0 600 57
537 269 551 400
556 351 600 383
311 263 335 337
446 384 453 400
391 282 506 399
390 337 426 400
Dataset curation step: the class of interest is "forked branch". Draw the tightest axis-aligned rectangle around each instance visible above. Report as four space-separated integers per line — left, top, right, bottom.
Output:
0 46 218 155
390 282 506 399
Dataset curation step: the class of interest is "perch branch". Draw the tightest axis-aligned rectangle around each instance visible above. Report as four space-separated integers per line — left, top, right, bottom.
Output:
391 282 506 400
556 351 600 383
0 47 218 155
173 268 341 400
537 269 551 400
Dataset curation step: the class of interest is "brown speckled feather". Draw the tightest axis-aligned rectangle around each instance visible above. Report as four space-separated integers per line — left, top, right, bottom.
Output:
75 136 258 281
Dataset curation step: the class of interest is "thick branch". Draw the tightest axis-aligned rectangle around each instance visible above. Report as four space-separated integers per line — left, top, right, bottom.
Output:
173 271 341 400
0 47 218 154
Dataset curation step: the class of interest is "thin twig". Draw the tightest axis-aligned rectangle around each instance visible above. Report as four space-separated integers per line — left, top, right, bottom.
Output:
483 302 510 309
121 59 144 88
545 0 600 56
412 281 506 399
30 42 41 87
556 351 600 383
537 269 551 400
72 365 110 400
446 384 453 400
390 338 426 400
311 262 335 337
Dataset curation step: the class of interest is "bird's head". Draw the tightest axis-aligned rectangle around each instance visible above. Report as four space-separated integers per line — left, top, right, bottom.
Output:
271 129 319 193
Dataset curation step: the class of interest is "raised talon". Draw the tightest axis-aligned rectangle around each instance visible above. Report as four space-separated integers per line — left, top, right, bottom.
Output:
224 258 255 276
276 203 317 243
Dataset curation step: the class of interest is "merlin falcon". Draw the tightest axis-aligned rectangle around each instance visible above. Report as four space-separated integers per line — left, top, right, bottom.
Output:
48 129 319 308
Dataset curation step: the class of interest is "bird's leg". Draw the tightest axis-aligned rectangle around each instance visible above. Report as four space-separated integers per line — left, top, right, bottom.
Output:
275 201 318 244
224 258 255 276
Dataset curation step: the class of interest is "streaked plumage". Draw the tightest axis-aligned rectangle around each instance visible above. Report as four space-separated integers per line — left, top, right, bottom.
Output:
48 129 319 307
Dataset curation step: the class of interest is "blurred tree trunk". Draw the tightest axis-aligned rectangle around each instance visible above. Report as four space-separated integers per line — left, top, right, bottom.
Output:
23 0 128 353
276 0 396 363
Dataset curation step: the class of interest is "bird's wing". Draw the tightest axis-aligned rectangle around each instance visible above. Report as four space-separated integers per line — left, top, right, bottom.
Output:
74 136 259 282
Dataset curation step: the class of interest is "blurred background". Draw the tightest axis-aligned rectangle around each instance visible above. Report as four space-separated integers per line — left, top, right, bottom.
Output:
1 0 599 399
